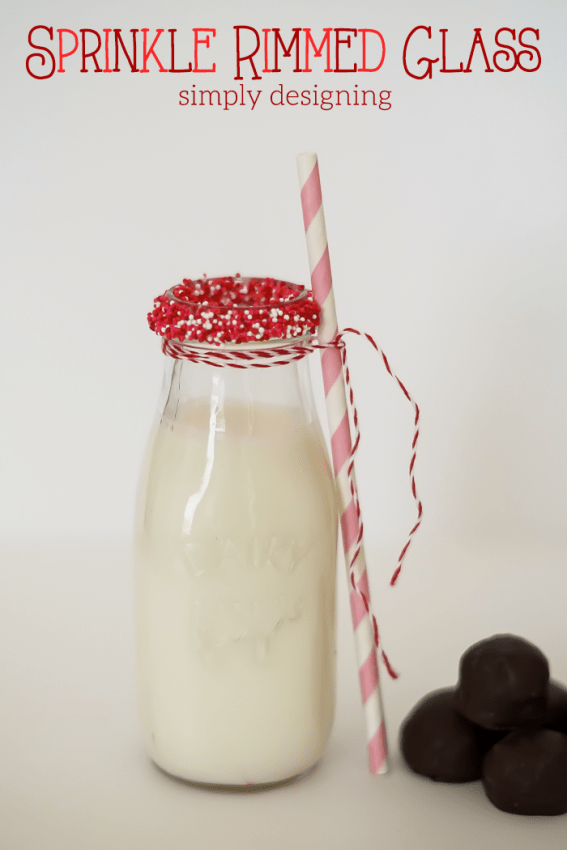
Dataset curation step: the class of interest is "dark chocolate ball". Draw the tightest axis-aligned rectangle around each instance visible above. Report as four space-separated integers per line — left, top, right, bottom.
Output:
482 729 567 816
542 681 567 735
400 688 499 783
454 634 549 730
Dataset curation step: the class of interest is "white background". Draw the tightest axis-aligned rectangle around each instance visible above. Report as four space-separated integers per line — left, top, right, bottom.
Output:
1 1 567 847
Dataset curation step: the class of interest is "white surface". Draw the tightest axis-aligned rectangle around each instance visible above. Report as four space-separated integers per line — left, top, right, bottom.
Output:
1 539 566 849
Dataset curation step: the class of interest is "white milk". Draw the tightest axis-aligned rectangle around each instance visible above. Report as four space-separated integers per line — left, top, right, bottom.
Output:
135 399 337 785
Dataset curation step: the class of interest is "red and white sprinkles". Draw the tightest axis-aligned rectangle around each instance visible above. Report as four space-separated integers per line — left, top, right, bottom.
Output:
148 275 321 346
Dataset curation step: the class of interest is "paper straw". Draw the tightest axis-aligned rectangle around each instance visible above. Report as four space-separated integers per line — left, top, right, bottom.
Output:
296 153 388 775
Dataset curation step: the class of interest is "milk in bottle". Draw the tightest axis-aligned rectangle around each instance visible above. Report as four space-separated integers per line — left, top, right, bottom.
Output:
135 324 338 786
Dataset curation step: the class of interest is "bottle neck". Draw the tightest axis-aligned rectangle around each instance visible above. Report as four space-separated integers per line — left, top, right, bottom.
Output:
160 355 318 426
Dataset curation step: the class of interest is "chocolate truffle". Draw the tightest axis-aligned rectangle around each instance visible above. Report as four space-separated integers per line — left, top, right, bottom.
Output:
542 681 567 735
482 729 567 816
400 688 500 782
454 634 549 730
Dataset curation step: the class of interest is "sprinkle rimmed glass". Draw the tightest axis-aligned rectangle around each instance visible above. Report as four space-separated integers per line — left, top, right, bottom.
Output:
135 275 338 788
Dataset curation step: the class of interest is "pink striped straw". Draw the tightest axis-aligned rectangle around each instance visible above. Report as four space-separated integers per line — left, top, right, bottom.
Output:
296 152 388 775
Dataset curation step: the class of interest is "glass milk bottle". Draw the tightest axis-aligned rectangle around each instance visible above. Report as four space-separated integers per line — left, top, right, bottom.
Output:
135 276 338 787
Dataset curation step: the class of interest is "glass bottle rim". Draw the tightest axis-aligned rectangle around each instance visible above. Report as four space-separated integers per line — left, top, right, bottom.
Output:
161 275 317 350
165 276 310 312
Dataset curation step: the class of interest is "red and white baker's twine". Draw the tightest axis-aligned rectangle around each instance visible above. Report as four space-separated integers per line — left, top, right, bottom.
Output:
163 329 422 671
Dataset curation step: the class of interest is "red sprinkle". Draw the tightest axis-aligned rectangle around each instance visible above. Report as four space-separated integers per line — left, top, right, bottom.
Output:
147 275 321 346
